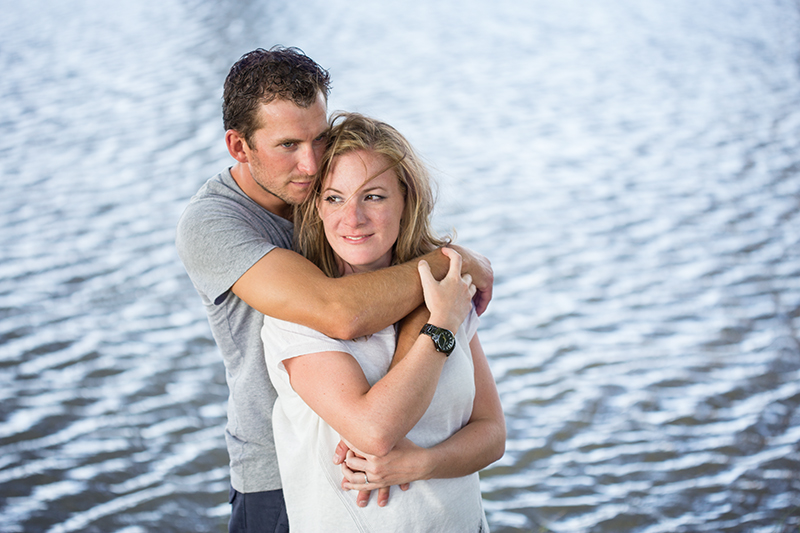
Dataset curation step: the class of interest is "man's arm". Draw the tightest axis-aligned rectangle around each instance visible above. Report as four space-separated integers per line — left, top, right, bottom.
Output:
232 244 493 340
233 247 426 339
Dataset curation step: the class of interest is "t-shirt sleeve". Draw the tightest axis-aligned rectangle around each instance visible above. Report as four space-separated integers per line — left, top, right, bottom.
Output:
176 196 277 304
262 315 350 373
462 305 481 341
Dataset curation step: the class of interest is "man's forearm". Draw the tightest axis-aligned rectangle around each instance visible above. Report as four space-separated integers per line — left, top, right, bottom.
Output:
233 247 442 340
232 246 475 340
331 247 454 339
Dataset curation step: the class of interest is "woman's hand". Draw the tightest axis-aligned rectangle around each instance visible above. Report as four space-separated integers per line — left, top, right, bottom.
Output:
448 244 494 316
418 247 476 333
337 439 430 507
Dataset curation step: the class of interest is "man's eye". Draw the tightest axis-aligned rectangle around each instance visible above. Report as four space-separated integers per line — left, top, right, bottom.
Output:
281 142 296 148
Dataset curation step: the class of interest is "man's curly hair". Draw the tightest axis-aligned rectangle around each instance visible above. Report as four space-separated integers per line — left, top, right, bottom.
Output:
222 46 331 147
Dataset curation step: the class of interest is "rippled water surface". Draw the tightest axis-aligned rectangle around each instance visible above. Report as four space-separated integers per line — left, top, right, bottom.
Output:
2 1 799 532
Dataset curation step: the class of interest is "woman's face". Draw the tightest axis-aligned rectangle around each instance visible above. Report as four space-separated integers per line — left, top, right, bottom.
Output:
318 149 406 275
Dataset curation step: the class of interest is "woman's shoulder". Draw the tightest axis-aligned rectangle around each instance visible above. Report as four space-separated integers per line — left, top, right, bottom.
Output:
261 315 348 357
262 314 322 336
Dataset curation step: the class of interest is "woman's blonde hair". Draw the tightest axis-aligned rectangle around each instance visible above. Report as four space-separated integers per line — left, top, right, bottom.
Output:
294 112 448 277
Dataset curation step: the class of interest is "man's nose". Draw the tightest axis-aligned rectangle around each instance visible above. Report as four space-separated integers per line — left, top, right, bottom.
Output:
297 145 319 176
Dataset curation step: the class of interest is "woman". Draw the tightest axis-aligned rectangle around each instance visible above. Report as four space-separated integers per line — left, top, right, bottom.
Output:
261 112 505 532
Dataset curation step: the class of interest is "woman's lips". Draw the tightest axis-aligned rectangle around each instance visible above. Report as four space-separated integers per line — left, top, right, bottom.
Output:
342 234 372 243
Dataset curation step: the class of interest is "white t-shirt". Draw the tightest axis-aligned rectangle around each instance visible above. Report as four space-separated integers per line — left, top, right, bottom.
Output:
261 308 490 532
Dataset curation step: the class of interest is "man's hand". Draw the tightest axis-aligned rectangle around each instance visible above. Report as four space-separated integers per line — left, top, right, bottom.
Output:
448 244 493 315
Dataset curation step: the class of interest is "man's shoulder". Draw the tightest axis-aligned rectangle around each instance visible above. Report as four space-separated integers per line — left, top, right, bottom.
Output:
176 168 293 256
184 168 240 207
178 168 271 228
177 169 246 245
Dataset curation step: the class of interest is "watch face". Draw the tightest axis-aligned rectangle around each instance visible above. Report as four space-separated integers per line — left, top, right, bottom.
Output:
421 324 456 355
438 332 455 354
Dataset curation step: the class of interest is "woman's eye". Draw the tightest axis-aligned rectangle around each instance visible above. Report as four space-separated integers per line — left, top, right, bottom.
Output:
365 194 384 201
323 195 342 204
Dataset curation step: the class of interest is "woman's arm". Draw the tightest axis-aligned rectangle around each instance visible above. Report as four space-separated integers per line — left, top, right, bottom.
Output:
388 304 430 370
449 244 493 316
419 334 505 477
282 248 477 457
339 333 505 501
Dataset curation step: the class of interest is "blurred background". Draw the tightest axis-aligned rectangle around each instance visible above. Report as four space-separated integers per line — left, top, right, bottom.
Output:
1 0 799 531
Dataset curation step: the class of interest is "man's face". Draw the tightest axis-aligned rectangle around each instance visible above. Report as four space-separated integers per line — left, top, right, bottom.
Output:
243 94 328 207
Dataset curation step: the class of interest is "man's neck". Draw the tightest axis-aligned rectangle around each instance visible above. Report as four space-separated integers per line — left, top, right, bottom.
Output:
230 162 293 220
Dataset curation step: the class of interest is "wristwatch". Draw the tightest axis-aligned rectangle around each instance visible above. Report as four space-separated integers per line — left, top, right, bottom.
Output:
420 324 456 356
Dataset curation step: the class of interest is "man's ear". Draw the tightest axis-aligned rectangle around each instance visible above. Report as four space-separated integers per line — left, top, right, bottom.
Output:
225 130 250 163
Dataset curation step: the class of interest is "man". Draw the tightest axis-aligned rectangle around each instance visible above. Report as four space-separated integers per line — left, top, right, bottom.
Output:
176 47 493 532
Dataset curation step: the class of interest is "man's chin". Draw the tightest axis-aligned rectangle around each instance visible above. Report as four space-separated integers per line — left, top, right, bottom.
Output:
286 180 312 200
283 189 312 206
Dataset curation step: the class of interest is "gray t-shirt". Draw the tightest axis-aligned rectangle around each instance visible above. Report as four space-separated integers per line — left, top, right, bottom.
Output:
176 167 292 492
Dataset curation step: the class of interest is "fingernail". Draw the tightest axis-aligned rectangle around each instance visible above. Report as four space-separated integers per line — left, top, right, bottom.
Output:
358 500 367 507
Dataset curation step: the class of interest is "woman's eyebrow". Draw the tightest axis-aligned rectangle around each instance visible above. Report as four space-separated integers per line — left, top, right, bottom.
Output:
323 184 388 194
361 184 389 193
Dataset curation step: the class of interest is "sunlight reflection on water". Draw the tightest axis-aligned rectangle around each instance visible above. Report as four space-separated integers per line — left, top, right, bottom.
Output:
1 0 799 531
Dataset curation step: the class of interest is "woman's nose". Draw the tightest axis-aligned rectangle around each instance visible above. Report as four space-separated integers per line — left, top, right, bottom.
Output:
342 199 365 226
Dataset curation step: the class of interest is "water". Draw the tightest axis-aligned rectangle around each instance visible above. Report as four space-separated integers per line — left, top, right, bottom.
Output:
1 0 799 531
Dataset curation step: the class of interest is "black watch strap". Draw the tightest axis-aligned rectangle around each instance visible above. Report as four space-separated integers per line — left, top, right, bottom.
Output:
420 323 456 356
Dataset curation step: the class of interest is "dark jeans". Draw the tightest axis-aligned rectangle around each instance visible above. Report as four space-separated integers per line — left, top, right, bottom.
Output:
228 487 289 533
